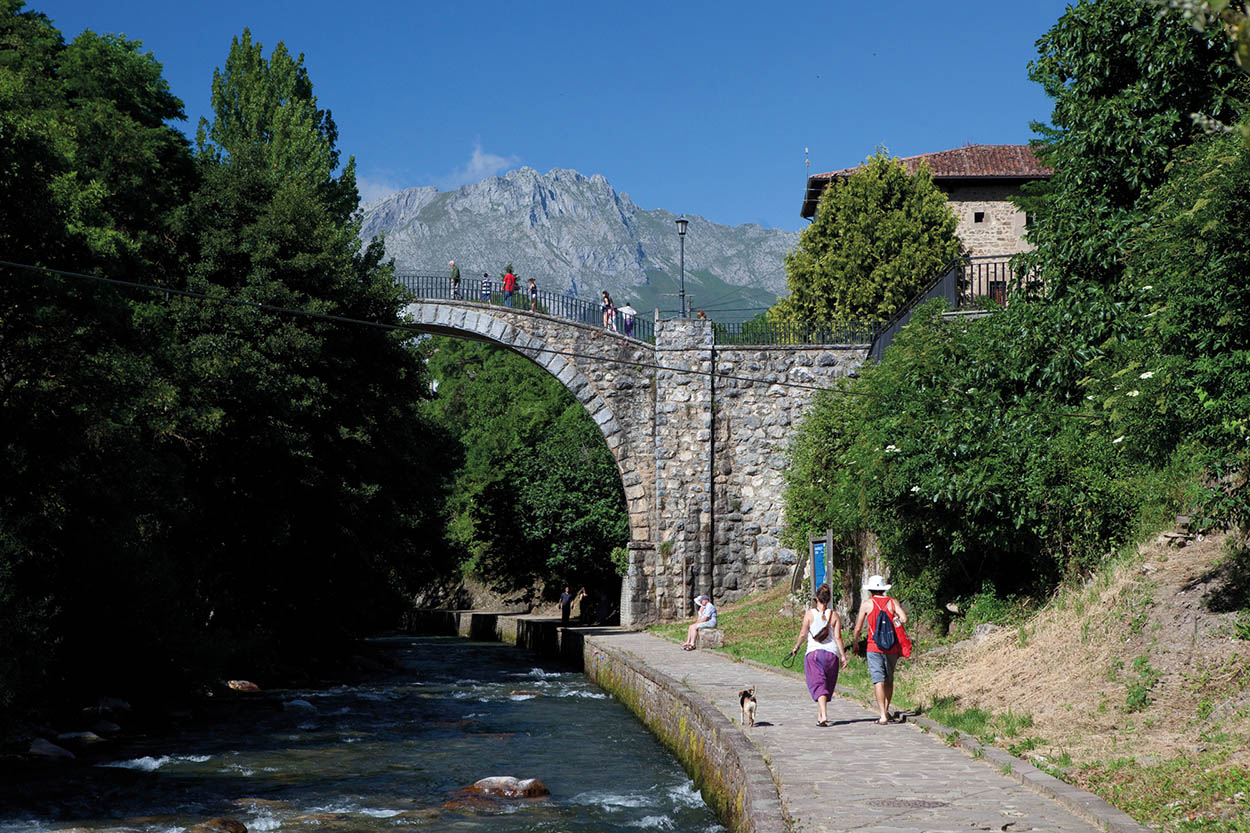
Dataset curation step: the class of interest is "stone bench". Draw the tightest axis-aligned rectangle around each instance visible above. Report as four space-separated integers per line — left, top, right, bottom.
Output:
695 627 724 650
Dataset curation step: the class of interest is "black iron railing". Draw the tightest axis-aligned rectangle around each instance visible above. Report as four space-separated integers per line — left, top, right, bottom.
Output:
713 320 875 346
960 255 1043 308
869 254 1043 360
394 273 654 343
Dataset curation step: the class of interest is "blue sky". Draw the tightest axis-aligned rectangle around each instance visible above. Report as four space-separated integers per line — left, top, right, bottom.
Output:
34 0 1071 232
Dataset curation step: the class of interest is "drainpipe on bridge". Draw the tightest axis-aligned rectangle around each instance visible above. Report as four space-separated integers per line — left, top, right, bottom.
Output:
706 343 716 605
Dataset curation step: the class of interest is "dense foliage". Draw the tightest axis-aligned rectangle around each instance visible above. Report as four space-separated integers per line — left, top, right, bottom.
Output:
783 0 1250 621
1090 133 1250 531
0 4 453 727
1017 0 1245 293
771 151 962 329
424 337 629 612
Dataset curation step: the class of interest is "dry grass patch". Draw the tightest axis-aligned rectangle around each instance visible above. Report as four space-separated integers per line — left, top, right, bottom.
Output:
909 533 1250 831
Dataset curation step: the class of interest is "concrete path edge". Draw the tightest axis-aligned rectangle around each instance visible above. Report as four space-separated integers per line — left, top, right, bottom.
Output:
583 636 788 833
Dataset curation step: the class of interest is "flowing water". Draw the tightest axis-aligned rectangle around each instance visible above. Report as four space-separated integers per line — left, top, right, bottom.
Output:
0 635 725 833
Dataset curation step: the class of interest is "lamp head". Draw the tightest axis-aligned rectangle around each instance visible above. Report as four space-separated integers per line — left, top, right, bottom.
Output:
675 216 689 236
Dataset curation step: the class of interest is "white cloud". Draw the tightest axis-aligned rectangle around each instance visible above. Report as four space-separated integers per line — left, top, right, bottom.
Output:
357 173 404 205
436 142 520 188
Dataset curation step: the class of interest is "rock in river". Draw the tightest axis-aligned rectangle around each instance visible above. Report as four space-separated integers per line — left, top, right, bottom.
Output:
29 738 75 760
464 776 550 798
185 818 247 833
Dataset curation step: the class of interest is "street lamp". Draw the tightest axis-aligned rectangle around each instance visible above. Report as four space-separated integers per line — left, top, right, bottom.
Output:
675 216 689 318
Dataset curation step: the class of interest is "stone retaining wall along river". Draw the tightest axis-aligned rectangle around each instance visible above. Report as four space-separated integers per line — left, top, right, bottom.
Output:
581 636 785 833
405 611 785 833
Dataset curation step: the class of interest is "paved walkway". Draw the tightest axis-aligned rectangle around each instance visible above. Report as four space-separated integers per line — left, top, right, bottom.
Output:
590 630 1149 833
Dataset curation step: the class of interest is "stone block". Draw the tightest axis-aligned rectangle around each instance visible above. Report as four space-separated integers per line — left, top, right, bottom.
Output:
695 627 724 650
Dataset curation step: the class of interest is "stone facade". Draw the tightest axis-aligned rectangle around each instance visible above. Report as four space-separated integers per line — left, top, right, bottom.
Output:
942 181 1031 259
404 301 867 627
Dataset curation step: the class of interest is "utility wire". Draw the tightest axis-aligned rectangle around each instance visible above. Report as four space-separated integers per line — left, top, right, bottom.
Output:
1 259 1103 416
1 259 859 395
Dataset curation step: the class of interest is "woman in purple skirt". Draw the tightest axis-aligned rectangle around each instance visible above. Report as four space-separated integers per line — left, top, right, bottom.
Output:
788 583 846 726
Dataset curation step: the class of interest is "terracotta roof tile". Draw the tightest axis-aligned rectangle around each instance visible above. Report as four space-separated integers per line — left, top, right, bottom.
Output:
814 144 1051 181
801 144 1051 218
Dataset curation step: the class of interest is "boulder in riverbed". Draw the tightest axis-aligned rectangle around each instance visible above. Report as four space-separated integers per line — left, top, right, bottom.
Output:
185 818 247 833
83 697 131 716
29 738 75 760
464 776 550 798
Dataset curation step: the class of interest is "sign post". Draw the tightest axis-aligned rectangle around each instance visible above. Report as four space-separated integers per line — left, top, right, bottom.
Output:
807 529 833 596
810 536 827 592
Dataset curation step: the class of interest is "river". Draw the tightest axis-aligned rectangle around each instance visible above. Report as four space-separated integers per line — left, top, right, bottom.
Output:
0 635 725 833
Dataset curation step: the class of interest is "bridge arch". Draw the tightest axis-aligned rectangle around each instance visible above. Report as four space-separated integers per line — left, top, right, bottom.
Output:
404 299 659 566
404 299 869 626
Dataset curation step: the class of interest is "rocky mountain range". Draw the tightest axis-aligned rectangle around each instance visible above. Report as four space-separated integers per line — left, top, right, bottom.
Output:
358 167 799 319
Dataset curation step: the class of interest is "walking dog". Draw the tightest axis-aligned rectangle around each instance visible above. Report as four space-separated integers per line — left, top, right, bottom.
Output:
739 687 757 728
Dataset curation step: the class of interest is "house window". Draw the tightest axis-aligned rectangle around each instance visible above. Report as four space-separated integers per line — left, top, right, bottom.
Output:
973 211 986 224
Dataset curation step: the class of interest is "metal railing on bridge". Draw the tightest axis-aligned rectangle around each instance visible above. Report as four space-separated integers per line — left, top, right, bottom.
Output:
395 273 656 343
712 320 876 346
398 256 1038 355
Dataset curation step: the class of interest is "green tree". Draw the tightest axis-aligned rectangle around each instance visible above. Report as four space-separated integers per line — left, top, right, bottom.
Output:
157 28 455 656
0 1 198 719
1019 0 1245 294
771 151 962 329
785 301 1143 618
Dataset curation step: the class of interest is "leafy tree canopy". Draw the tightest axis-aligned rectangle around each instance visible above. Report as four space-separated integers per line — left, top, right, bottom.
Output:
1087 132 1250 531
771 151 962 329
1018 0 1246 293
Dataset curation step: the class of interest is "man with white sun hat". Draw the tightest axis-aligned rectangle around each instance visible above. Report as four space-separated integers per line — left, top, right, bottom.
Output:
852 574 908 725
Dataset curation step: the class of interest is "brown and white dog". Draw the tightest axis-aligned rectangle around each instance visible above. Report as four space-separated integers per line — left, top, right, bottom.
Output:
739 687 757 727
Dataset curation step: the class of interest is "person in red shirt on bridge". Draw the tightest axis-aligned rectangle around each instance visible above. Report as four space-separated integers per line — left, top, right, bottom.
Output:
502 269 517 306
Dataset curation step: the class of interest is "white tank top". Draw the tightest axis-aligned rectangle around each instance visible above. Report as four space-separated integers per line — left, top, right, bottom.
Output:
806 607 837 654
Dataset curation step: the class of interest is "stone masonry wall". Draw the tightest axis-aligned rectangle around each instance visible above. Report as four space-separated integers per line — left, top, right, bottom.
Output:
710 344 867 605
942 182 1032 258
642 319 867 619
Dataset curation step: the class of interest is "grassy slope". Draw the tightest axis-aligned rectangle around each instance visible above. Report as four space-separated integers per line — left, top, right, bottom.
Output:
651 535 1250 833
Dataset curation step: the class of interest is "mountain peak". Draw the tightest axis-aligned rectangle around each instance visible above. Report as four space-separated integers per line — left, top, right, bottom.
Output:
359 167 797 316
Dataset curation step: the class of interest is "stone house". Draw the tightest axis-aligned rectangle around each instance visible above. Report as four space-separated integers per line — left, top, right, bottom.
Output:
799 144 1052 260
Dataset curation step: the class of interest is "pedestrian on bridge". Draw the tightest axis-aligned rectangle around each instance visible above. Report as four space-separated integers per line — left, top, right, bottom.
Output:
480 273 492 303
449 260 461 298
502 269 517 305
601 291 616 331
619 302 637 338
528 277 538 311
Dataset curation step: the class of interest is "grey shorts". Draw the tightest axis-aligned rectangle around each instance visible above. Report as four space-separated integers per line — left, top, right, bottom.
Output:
866 651 899 684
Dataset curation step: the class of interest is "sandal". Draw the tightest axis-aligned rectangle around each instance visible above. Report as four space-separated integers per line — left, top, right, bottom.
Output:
875 718 889 725
817 720 829 727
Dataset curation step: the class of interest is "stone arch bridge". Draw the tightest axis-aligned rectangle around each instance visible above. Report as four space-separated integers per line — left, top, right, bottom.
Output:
406 298 868 627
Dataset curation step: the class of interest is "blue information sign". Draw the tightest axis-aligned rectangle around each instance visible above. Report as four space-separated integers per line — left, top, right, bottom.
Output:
812 540 826 589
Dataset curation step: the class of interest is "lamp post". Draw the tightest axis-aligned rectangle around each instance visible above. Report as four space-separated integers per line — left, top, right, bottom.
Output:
675 216 688 318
